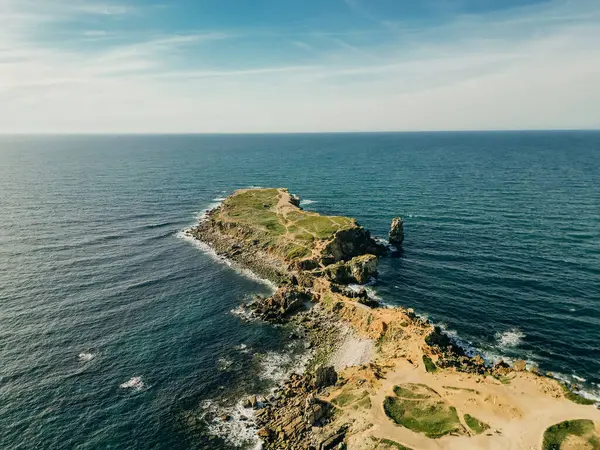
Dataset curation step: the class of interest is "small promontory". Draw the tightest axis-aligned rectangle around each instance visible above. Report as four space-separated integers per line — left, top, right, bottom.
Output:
187 188 600 450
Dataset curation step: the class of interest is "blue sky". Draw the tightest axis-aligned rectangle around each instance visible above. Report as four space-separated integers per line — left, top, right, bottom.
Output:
1 0 600 133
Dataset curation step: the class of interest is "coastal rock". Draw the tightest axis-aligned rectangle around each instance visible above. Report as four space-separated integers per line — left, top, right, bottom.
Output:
323 254 378 285
312 366 338 390
321 228 387 265
512 359 527 372
290 194 301 207
388 217 404 246
249 286 311 322
493 360 512 376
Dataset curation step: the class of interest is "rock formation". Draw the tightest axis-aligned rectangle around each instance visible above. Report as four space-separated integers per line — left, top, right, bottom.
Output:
186 188 598 450
388 217 404 246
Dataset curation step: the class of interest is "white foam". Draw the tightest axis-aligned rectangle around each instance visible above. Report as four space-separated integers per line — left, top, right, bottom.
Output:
176 229 276 291
217 357 233 371
299 199 318 206
553 373 600 402
213 197 227 202
119 376 145 391
258 351 308 384
199 398 261 449
78 352 95 362
235 344 250 354
230 304 259 322
200 347 311 447
495 328 526 348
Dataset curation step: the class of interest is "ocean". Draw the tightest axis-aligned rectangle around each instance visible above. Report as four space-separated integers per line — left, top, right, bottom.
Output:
1 131 599 449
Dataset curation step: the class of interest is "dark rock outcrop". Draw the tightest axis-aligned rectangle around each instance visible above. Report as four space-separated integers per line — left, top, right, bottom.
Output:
311 366 338 389
321 228 387 266
248 286 312 322
323 254 378 285
389 217 404 246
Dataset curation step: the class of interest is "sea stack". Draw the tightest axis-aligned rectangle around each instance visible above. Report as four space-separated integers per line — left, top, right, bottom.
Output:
388 217 404 246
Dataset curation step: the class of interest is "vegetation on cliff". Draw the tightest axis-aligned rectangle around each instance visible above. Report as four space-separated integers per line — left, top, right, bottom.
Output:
188 187 600 450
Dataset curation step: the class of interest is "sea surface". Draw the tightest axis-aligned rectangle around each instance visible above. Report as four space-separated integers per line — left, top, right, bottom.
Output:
1 132 599 449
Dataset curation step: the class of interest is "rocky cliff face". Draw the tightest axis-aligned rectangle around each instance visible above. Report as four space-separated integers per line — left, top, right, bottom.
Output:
323 254 378 284
320 228 387 266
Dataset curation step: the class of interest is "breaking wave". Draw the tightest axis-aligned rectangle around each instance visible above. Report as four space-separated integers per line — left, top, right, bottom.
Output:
119 376 145 391
176 230 276 291
495 328 526 348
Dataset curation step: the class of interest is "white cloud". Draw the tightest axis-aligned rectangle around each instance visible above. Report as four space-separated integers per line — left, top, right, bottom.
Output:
1 0 600 132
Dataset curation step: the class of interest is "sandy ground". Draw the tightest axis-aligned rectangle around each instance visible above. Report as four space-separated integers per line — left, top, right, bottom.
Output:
329 330 374 371
336 353 600 450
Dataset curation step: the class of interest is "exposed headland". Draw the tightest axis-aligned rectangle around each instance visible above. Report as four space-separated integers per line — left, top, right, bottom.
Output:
186 188 600 450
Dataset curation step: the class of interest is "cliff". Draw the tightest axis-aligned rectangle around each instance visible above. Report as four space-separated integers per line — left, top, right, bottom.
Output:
187 188 600 450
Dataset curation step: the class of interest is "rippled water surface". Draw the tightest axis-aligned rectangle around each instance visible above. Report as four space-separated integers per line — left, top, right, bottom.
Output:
1 132 599 449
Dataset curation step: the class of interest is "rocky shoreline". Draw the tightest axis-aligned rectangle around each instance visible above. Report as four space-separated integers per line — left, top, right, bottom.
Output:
186 188 599 450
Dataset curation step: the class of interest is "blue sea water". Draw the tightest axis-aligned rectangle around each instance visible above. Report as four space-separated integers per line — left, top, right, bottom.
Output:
1 131 599 449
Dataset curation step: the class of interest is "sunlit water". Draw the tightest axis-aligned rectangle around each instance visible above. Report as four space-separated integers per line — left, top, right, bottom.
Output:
1 132 599 449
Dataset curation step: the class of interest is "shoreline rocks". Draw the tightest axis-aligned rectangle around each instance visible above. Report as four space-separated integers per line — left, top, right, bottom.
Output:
186 188 568 449
388 217 404 246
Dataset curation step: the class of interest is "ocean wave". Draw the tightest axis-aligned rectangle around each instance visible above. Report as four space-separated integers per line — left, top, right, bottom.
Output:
299 199 318 206
347 279 381 302
78 352 96 362
176 230 276 291
553 373 600 402
217 357 234 372
199 398 260 449
257 350 309 384
234 344 251 354
495 328 526 348
230 304 259 322
119 376 145 391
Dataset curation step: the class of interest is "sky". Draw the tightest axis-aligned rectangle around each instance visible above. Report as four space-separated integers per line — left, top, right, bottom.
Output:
1 0 600 133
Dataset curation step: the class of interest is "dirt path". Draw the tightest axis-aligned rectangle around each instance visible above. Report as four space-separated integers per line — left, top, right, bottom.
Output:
356 359 600 450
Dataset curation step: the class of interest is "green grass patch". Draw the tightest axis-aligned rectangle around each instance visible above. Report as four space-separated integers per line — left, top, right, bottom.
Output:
223 190 286 236
332 389 371 409
542 419 598 450
370 436 413 450
284 243 310 260
561 384 596 405
354 395 372 410
384 396 462 438
423 355 438 373
464 414 490 434
294 215 354 239
393 384 437 400
384 384 463 439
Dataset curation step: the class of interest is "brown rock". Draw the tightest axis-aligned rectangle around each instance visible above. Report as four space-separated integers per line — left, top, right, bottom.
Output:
257 427 272 438
389 217 404 246
312 366 338 389
513 359 527 371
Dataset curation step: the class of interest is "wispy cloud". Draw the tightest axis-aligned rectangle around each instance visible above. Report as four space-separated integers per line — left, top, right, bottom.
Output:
1 0 600 132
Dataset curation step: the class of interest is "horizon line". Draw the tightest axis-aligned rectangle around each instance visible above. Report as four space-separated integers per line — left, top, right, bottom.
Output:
1 128 600 137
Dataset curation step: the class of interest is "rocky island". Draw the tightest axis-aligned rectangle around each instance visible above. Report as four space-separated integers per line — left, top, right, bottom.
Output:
186 188 599 450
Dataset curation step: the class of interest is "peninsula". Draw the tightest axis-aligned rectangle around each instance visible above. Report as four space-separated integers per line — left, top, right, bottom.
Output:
187 188 599 450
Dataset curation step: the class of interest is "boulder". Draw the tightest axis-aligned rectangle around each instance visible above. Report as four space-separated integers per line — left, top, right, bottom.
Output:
512 359 527 372
312 366 338 389
321 228 387 265
493 360 512 376
290 194 301 207
389 217 404 246
249 286 311 322
324 255 378 285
